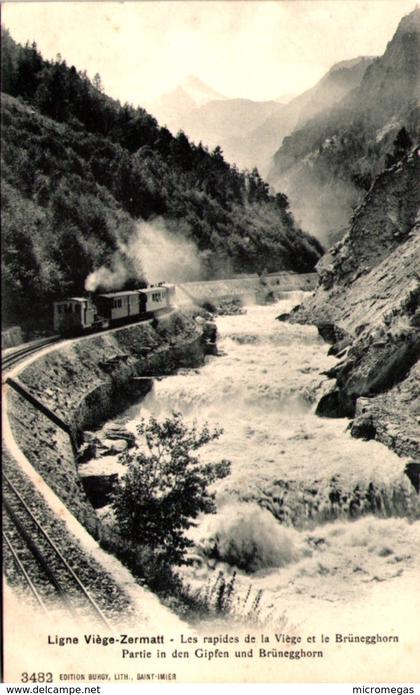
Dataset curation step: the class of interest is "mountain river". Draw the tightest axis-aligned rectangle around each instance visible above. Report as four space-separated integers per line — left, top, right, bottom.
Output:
91 293 420 626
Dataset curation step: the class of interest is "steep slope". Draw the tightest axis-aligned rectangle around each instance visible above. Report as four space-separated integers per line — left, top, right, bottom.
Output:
270 8 420 244
1 32 323 334
287 147 420 461
225 56 375 173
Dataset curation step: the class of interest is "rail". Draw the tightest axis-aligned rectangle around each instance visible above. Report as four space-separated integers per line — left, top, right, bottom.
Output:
2 530 49 615
2 336 61 373
2 472 113 630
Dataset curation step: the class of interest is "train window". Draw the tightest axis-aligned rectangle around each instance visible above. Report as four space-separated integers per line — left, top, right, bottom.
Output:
57 301 81 314
152 293 162 302
113 299 123 308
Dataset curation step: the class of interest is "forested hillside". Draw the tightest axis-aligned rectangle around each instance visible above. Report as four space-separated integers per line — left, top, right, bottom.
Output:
1 29 323 332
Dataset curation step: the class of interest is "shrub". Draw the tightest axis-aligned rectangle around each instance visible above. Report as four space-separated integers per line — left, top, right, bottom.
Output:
111 412 231 566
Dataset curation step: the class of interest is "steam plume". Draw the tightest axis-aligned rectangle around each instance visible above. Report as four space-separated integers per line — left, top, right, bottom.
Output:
85 218 202 292
137 218 201 283
85 252 135 292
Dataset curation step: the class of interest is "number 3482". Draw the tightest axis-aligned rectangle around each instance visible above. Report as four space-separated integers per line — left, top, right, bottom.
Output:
21 672 53 683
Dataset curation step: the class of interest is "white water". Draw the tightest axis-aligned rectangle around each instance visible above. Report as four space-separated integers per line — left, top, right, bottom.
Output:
93 294 420 622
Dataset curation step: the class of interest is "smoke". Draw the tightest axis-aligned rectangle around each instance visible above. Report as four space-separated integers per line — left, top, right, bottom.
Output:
85 217 202 292
196 502 302 573
85 252 137 292
137 218 201 284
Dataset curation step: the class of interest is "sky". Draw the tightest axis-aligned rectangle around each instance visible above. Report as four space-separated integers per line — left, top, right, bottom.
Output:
2 1 416 104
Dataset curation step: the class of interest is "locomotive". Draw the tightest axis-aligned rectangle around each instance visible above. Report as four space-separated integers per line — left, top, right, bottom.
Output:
53 283 175 335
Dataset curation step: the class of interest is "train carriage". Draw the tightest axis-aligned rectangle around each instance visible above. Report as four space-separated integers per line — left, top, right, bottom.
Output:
53 297 96 334
53 283 175 335
139 285 173 313
96 290 142 323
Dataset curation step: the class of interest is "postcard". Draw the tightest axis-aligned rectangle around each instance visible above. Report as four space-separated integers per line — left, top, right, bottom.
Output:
2 0 419 685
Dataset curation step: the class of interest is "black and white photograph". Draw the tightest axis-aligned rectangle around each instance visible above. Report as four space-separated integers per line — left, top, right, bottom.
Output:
1 0 419 685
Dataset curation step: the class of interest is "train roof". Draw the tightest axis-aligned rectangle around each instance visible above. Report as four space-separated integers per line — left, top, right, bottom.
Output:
139 286 168 294
98 287 168 298
97 290 144 298
55 285 172 303
54 297 87 303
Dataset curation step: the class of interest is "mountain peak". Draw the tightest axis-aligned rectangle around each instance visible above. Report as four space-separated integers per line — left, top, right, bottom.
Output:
145 75 227 131
395 5 420 34
181 75 226 105
328 56 377 74
365 5 420 88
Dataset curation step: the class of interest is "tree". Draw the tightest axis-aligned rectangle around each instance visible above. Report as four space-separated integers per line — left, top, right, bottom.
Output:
1 28 18 95
275 192 289 210
112 413 231 566
93 72 103 92
385 127 413 168
14 41 43 100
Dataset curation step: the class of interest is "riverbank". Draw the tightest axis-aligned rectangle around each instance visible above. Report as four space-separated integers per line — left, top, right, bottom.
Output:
287 150 419 470
288 234 419 461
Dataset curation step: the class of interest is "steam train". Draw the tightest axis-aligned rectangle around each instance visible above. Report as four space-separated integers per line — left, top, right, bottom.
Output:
53 283 175 335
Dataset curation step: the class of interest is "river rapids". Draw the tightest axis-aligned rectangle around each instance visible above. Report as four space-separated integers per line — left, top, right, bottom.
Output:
95 293 420 624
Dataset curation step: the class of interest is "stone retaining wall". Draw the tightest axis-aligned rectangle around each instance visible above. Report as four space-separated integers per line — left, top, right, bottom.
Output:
6 312 207 536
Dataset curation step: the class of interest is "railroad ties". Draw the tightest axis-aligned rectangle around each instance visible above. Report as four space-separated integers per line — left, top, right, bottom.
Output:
2 471 112 629
2 336 61 375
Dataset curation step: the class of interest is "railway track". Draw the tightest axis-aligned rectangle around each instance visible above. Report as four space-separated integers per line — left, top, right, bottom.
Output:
2 308 175 374
2 336 61 373
2 472 113 628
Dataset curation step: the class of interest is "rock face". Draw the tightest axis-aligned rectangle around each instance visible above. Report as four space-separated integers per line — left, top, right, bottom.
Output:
269 8 420 243
290 148 420 463
317 149 420 289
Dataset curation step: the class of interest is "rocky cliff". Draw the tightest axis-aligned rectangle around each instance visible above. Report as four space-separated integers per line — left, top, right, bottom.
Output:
269 8 420 243
222 56 374 174
288 147 420 463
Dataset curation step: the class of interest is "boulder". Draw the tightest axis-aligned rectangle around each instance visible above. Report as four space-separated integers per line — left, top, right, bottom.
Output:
103 426 136 445
81 473 119 508
202 320 217 343
317 322 347 344
316 388 355 418
100 438 128 455
77 441 96 463
404 463 420 494
351 415 377 441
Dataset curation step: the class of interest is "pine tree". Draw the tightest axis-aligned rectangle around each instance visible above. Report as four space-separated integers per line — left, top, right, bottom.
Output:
385 127 413 168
